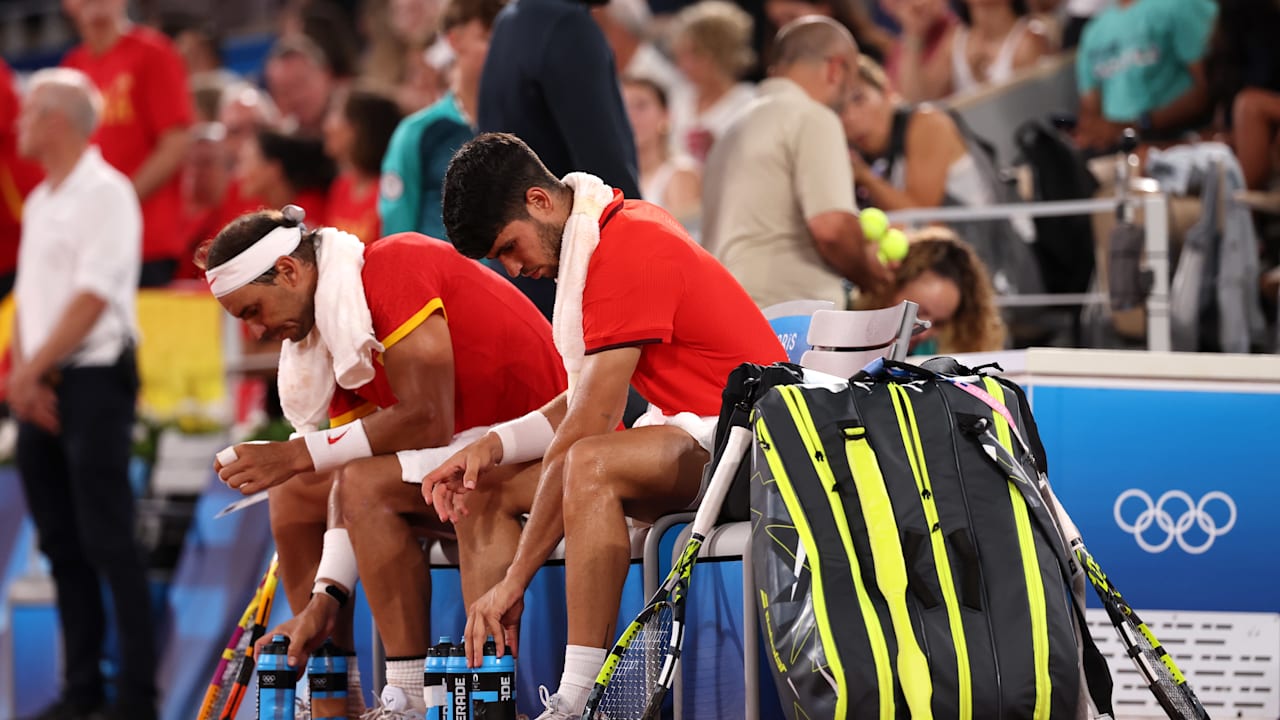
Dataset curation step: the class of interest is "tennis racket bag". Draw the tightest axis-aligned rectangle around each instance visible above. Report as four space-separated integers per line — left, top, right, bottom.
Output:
745 358 1114 720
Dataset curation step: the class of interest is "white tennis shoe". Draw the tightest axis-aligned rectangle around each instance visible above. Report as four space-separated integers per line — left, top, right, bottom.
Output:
532 685 578 720
359 685 424 720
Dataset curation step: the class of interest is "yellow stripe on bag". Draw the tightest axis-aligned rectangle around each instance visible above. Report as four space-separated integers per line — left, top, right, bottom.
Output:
983 378 1052 720
755 414 853 719
842 423 933 719
888 384 972 720
778 388 895 720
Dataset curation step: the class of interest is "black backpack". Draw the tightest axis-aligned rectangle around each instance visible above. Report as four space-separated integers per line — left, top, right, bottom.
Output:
1015 118 1100 297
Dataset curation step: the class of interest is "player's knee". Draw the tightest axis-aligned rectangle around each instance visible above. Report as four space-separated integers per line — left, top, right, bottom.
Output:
335 461 383 525
562 437 611 504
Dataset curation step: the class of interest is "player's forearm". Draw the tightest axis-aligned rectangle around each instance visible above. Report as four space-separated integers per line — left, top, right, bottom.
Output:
361 400 454 454
22 292 107 379
503 450 569 589
132 129 189 199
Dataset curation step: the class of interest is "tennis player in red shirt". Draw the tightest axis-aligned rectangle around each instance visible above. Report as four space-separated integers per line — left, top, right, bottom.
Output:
62 0 193 287
203 207 565 714
425 133 787 719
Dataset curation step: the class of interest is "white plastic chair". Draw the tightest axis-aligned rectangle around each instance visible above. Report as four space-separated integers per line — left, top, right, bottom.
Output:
667 301 921 720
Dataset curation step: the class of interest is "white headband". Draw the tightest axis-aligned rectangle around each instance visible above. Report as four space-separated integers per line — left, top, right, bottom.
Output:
205 225 303 297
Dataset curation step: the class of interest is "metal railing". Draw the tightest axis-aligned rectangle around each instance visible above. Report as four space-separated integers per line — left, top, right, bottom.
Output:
886 194 1173 352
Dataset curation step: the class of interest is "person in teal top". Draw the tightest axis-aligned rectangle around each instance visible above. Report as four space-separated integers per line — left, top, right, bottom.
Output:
379 0 504 238
1075 0 1217 151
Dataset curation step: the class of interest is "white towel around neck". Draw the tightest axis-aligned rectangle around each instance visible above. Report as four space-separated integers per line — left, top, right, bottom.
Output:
552 173 616 398
278 228 383 432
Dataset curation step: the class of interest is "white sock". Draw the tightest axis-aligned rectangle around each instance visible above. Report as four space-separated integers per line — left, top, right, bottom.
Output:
386 658 428 711
347 665 365 717
556 645 608 712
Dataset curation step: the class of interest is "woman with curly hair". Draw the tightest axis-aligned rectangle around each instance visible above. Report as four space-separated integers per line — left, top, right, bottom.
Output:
858 226 1007 353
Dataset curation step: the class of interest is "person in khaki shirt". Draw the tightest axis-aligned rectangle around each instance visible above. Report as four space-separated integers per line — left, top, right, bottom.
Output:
702 16 890 309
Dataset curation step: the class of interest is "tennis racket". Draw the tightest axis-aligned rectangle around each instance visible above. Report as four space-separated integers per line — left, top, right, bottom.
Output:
956 380 1211 720
196 553 280 720
581 423 754 720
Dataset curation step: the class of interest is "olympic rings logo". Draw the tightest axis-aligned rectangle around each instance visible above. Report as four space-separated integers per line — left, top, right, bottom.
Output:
1113 490 1237 555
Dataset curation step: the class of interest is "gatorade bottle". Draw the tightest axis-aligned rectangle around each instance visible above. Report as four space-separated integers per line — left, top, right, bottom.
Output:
446 642 470 720
257 634 296 720
424 636 452 720
470 637 517 720
307 640 347 720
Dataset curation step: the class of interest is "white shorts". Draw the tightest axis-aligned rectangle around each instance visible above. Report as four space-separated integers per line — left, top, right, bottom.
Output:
630 405 719 510
395 425 491 484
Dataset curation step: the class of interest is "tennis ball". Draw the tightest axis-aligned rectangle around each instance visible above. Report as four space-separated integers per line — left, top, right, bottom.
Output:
879 228 909 263
859 208 889 242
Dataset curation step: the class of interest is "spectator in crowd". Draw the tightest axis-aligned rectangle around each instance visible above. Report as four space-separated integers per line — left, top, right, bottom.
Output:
594 0 687 97
278 0 361 80
0 59 43 300
362 0 450 114
323 86 403 244
667 1 756 163
426 132 786 720
856 226 1007 353
381 0 503 239
1207 0 1280 189
237 129 336 225
162 14 224 76
947 0 1052 96
217 83 282 222
12 68 154 720
62 0 194 287
762 0 894 63
264 35 337 137
882 0 958 103
622 76 701 228
203 208 565 719
840 54 1041 297
477 0 641 319
702 17 890 309
175 123 232 279
1074 0 1217 152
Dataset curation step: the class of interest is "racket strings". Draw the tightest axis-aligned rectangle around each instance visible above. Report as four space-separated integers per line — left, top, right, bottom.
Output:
1122 618 1201 719
594 604 676 720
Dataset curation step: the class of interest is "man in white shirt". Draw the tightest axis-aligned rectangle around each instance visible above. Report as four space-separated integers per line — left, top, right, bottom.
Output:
11 68 154 720
701 16 891 310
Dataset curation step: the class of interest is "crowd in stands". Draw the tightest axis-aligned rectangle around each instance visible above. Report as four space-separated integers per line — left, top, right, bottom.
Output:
5 0 1280 354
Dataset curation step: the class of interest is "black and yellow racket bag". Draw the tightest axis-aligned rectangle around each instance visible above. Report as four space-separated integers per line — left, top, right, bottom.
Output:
743 358 1113 720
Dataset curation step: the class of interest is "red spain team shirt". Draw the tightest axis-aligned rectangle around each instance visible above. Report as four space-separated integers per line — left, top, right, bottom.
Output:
63 26 193 263
582 191 787 417
328 233 566 431
0 60 43 278
326 172 380 245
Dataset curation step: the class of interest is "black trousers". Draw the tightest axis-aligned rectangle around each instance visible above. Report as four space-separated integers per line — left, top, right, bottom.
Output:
16 350 156 711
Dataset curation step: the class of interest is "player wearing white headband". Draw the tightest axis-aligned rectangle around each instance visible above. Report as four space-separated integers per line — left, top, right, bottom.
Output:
199 205 566 716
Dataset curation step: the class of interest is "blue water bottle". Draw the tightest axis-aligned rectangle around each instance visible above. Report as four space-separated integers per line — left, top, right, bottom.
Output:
257 634 296 720
471 637 517 719
307 640 347 720
446 642 470 720
424 636 451 720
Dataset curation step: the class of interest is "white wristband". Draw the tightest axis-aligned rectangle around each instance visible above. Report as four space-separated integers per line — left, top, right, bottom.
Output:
491 410 555 465
303 419 373 473
314 528 358 593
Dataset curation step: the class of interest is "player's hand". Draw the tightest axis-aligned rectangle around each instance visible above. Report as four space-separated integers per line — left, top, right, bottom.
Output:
465 577 524 668
421 432 503 514
216 439 311 495
254 596 338 669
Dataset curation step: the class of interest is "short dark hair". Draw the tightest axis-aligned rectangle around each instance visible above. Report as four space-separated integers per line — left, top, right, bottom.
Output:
342 86 403 176
256 129 337 192
195 208 319 281
442 133 563 258
439 0 508 33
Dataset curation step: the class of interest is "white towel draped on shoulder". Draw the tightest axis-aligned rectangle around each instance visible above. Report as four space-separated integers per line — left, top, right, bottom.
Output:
552 172 615 399
278 228 383 432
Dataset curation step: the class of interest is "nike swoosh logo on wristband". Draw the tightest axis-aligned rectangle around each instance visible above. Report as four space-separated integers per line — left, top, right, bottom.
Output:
327 429 350 445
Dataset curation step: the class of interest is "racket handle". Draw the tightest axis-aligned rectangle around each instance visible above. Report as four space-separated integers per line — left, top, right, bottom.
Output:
216 446 239 466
